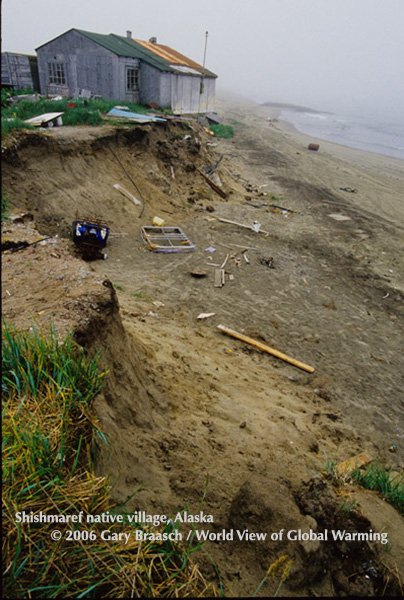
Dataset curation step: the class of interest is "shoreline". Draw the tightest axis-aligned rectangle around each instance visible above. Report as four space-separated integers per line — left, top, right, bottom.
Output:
217 94 404 162
272 108 404 162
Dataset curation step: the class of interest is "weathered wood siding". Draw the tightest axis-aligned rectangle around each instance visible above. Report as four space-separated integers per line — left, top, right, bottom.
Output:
1 53 39 90
139 61 215 113
36 30 139 101
171 73 215 114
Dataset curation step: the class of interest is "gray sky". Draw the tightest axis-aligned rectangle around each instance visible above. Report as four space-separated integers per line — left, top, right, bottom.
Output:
2 0 404 121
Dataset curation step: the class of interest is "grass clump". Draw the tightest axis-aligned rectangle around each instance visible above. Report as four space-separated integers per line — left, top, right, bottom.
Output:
209 124 234 138
351 462 404 515
2 321 214 598
1 97 159 138
2 188 10 222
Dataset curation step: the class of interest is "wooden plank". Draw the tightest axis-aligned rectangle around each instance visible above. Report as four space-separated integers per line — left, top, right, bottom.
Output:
217 217 270 236
214 269 225 287
217 324 315 373
198 168 228 198
336 452 373 478
113 183 141 205
25 112 64 126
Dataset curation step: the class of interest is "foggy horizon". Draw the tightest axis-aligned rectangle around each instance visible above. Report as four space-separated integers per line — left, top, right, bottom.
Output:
2 0 404 123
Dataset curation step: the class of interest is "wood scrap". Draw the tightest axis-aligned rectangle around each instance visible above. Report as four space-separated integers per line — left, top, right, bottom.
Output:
214 269 225 288
220 254 230 269
336 452 373 478
217 325 315 373
198 168 228 198
113 183 141 205
217 217 270 236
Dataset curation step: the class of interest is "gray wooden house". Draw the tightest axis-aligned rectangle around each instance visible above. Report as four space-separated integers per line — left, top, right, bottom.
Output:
1 52 40 91
35 29 217 114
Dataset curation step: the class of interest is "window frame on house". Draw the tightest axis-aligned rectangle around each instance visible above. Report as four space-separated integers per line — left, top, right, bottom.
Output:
126 67 139 92
47 62 66 85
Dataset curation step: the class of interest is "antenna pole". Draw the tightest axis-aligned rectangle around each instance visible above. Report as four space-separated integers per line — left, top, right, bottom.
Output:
198 31 209 115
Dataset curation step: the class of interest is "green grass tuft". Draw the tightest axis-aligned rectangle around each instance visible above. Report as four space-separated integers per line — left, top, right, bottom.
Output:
209 124 234 138
351 462 404 515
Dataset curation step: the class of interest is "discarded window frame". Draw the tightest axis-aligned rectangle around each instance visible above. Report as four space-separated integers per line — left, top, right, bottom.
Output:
140 226 195 253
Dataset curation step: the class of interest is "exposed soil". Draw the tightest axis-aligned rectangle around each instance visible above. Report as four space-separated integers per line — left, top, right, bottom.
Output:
2 99 404 597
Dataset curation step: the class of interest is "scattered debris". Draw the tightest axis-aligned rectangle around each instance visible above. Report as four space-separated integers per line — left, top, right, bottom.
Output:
189 270 207 278
2 237 53 253
257 256 274 269
152 216 165 227
216 324 315 373
198 168 228 199
244 253 250 264
204 246 216 253
152 301 165 308
269 203 301 215
205 113 223 125
329 214 351 221
72 217 110 260
336 452 373 478
214 269 226 288
6 212 34 224
340 187 358 193
197 312 216 320
113 183 141 205
217 217 270 236
308 143 320 151
220 254 230 270
106 108 167 123
389 444 397 453
25 112 64 127
9 93 42 104
140 226 195 253
203 156 224 176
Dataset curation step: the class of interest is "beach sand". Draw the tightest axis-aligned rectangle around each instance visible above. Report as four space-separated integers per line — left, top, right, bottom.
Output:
2 96 404 596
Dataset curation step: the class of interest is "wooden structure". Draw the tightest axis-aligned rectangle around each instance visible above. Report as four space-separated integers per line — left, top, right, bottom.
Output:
36 29 217 112
1 52 39 91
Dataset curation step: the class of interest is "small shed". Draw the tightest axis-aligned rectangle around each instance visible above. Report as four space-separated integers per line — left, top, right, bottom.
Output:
1 52 40 91
35 29 217 113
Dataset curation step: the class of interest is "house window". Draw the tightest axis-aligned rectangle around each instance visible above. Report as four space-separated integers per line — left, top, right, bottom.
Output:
126 67 139 92
47 63 66 85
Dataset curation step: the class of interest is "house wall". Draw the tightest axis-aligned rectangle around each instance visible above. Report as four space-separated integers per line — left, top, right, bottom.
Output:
36 30 139 101
1 52 39 91
139 61 216 113
138 62 167 106
171 74 216 114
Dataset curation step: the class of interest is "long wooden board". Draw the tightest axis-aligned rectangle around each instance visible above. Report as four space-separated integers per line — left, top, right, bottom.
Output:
217 325 315 373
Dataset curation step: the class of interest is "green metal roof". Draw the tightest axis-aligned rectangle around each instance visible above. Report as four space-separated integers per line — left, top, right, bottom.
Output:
79 30 174 71
36 29 217 77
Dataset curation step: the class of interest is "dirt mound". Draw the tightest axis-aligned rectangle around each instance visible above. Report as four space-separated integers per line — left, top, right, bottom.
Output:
2 120 241 238
2 105 404 596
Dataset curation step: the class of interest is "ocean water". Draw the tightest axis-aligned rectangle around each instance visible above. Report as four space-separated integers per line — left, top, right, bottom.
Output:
278 108 404 160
